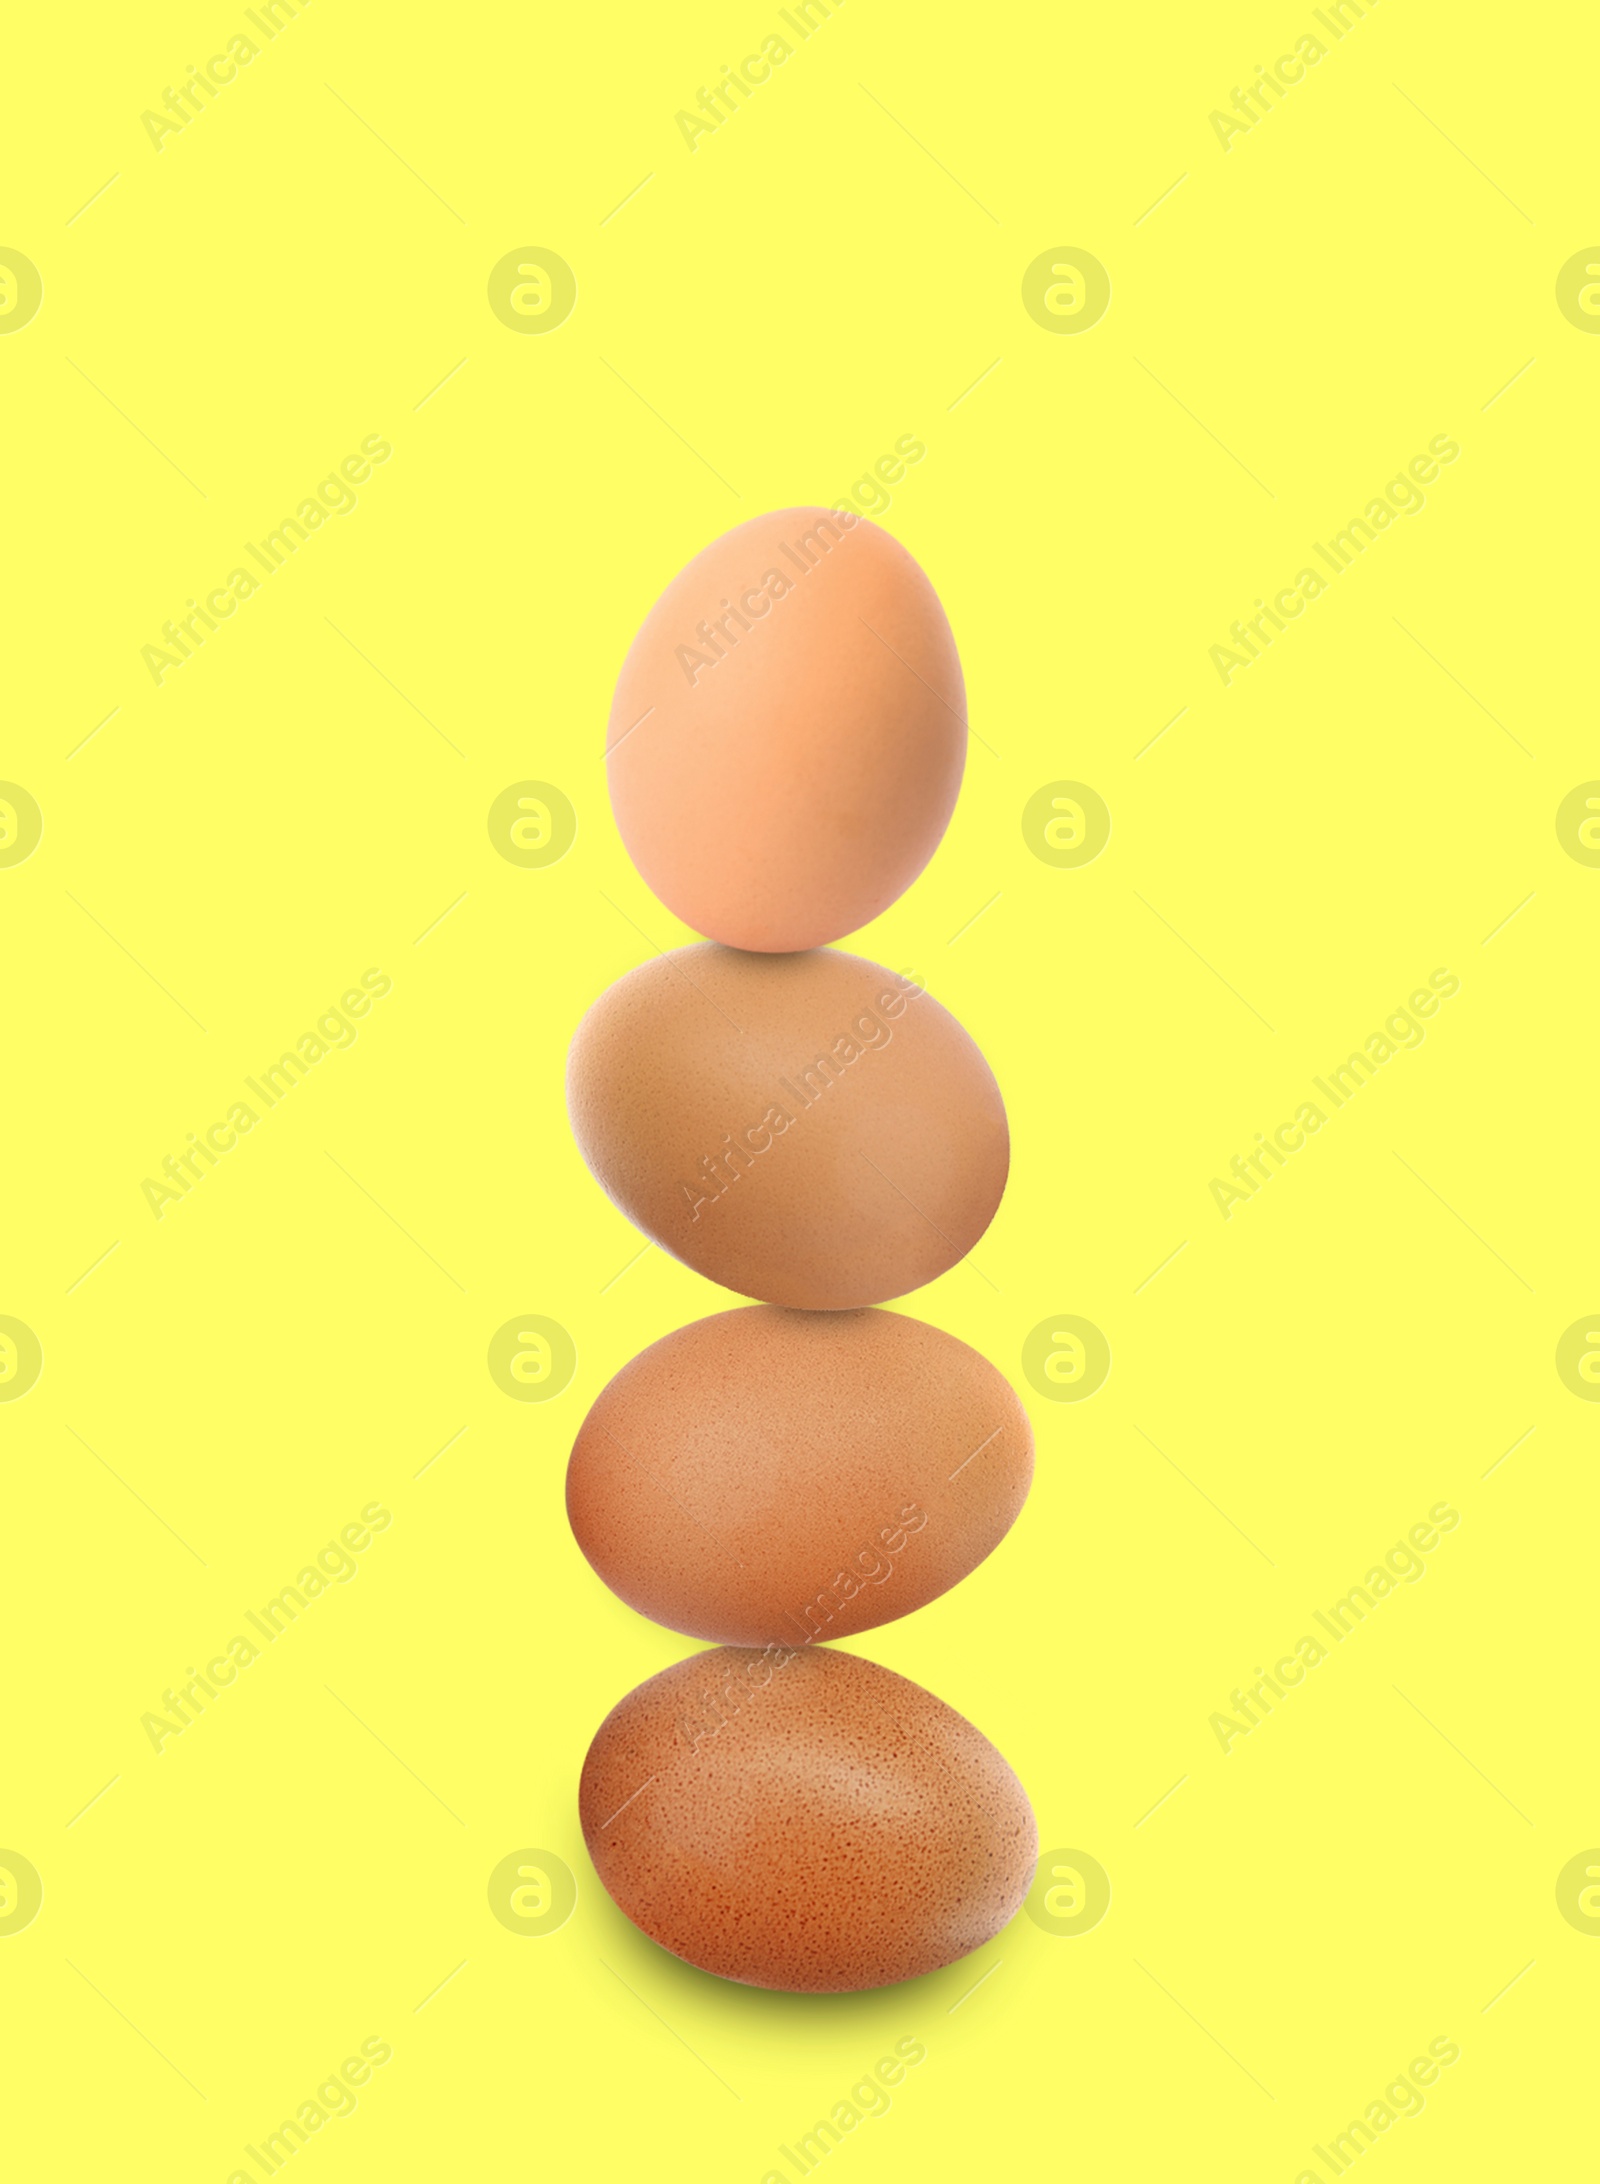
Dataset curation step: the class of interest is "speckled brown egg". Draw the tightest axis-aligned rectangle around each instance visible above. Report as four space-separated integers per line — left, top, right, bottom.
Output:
607 508 966 953
580 1644 1036 1991
567 1305 1033 1645
565 944 1006 1308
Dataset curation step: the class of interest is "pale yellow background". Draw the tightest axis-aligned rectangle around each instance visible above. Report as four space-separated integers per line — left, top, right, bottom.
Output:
3 3 1596 2178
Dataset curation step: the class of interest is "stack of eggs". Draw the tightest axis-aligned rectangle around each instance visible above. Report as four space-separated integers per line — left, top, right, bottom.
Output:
565 508 1037 1994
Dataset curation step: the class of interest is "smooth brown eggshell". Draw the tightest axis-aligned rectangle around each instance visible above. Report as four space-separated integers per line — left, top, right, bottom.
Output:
565 944 1007 1308
580 1644 1036 1991
568 1305 1033 1645
607 508 966 952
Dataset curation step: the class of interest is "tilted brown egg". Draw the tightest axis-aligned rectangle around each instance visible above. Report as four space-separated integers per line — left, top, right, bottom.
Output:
567 1305 1033 1645
580 1644 1036 1992
565 944 1006 1308
606 507 966 952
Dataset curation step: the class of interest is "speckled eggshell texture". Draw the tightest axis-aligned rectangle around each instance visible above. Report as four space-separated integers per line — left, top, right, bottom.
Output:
564 943 1007 1309
567 1305 1033 1644
606 508 966 953
580 1644 1037 1992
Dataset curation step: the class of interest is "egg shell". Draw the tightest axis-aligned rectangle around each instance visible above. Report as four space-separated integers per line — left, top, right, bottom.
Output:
565 944 1007 1309
606 508 966 952
567 1305 1033 1645
580 1644 1036 1992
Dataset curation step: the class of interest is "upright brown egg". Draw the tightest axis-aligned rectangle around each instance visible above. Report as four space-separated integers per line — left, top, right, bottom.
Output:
580 1644 1037 1991
565 944 1007 1308
607 508 966 952
568 1305 1033 1644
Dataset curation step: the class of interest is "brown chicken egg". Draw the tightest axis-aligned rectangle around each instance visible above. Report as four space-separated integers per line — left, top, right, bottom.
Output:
580 1644 1036 1991
567 1305 1032 1645
606 508 966 952
565 944 1007 1308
